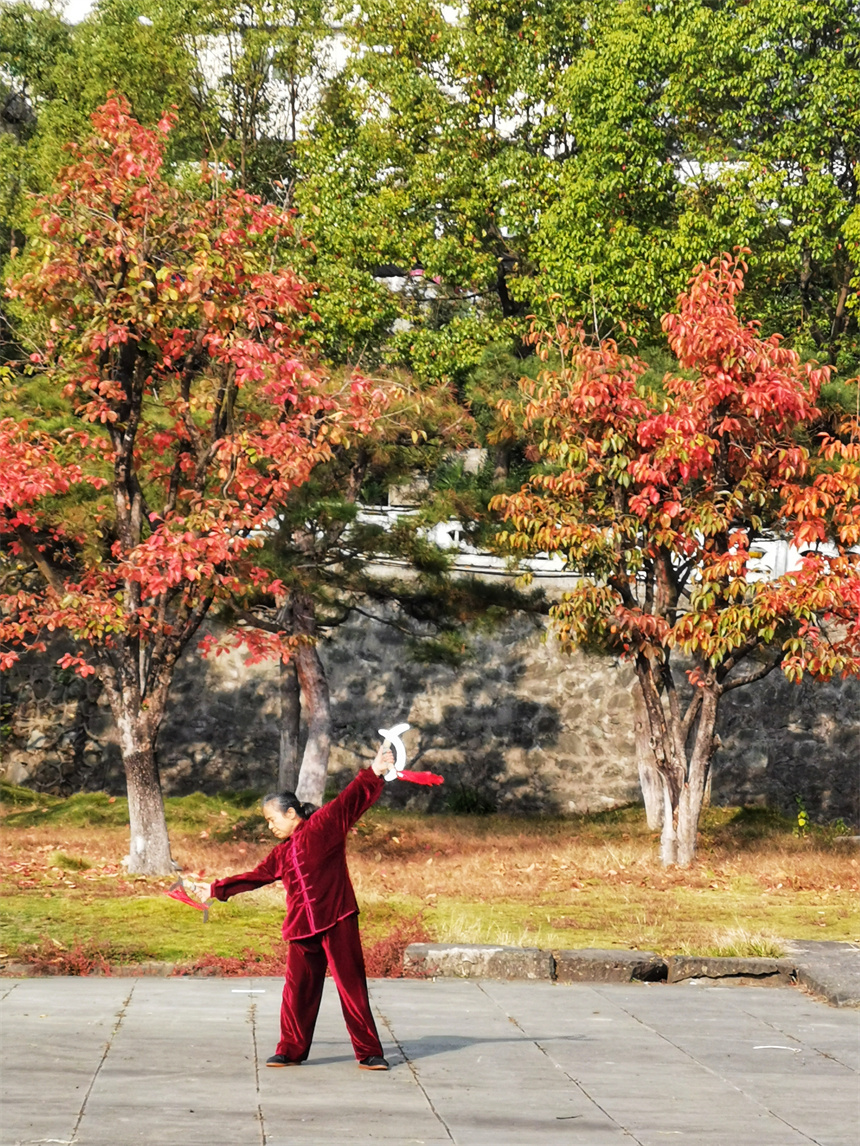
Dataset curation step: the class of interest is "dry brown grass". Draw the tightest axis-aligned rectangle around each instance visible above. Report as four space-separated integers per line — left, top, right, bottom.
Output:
342 807 860 953
2 802 858 960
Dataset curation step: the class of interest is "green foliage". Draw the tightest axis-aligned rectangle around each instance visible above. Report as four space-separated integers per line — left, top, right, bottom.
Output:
292 0 860 393
4 0 859 381
1 789 128 828
445 784 496 815
0 783 262 829
683 0 860 371
0 780 50 806
48 851 91 871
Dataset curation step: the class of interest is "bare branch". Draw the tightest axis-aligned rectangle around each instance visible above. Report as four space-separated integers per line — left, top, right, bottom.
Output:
720 655 784 694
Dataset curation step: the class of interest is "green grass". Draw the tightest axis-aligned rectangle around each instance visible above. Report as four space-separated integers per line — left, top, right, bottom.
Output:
49 852 92 872
0 893 282 963
0 891 427 965
2 782 858 968
0 782 264 833
419 884 858 954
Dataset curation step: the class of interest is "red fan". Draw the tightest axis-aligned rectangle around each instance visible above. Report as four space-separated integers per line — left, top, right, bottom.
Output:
397 770 445 786
166 879 212 922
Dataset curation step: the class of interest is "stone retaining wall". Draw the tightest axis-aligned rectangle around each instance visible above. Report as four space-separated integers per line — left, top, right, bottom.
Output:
1 610 858 825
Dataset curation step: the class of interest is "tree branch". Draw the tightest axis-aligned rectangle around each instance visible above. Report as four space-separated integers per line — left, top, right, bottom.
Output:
15 532 65 594
720 654 784 694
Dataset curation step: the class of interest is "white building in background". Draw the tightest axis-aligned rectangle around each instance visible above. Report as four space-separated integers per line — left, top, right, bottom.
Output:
356 450 818 593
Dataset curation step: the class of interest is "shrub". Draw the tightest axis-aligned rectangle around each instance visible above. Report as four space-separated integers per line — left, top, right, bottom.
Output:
446 785 496 815
173 944 288 977
363 914 433 978
18 936 140 975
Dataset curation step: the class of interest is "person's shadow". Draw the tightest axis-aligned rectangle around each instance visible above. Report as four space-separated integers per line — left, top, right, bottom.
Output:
304 1031 593 1067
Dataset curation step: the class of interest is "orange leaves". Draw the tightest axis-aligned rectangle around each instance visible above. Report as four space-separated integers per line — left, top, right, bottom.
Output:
492 253 860 689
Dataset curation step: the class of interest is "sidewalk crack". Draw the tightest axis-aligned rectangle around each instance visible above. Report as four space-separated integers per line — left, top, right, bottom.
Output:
249 998 267 1146
596 989 825 1146
737 1001 858 1074
0 981 20 1002
373 1001 456 1143
70 982 136 1143
476 983 646 1144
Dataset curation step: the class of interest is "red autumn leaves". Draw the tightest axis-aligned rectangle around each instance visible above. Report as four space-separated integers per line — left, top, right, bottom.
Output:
493 253 860 686
0 97 387 676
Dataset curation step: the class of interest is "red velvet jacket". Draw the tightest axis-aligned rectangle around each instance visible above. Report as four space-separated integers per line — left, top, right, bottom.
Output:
209 767 384 941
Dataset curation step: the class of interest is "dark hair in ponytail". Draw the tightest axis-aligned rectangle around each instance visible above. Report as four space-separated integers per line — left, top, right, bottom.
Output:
262 791 316 820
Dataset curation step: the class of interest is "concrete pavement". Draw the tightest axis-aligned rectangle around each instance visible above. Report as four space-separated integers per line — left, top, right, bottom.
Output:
2 976 858 1146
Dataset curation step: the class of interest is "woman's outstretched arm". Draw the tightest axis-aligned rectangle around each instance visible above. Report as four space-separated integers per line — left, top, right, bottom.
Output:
209 847 282 901
308 745 394 839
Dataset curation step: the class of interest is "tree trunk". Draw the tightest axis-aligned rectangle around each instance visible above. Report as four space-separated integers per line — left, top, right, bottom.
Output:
492 444 510 486
676 689 718 868
634 657 720 868
635 659 686 866
116 710 174 875
294 641 332 807
659 777 678 867
631 679 663 830
278 656 301 791
293 596 333 807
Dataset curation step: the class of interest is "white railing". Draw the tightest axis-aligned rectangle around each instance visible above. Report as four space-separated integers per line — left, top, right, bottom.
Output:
355 506 821 588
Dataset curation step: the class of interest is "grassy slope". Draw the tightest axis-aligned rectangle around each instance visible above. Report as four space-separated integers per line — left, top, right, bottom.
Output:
1 783 858 966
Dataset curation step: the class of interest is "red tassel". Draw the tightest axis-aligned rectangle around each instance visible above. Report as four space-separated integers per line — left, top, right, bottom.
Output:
397 770 444 786
166 885 208 914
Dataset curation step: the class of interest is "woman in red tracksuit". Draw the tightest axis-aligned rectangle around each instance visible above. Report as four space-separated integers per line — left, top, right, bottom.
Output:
209 746 393 1070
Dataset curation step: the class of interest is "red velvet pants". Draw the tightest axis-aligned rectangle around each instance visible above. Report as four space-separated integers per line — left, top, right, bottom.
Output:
276 913 383 1062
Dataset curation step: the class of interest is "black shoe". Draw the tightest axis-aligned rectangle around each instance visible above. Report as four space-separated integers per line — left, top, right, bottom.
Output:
358 1055 389 1070
266 1053 300 1067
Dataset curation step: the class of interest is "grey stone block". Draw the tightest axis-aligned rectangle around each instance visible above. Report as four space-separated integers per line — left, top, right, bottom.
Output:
785 940 860 1008
554 947 666 983
667 955 796 986
404 942 553 980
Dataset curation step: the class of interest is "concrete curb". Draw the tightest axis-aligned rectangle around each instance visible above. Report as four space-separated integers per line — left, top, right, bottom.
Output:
666 955 795 987
403 941 860 1007
553 948 666 983
404 943 665 984
0 960 180 978
784 940 860 1008
403 944 553 981
4 941 858 1007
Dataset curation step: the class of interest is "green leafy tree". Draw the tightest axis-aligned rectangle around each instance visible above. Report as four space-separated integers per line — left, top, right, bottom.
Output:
237 380 542 806
293 0 588 369
295 1 860 377
673 0 860 370
150 0 333 195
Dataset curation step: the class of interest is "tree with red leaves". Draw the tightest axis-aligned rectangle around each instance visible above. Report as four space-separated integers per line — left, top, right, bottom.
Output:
0 98 385 874
493 254 860 866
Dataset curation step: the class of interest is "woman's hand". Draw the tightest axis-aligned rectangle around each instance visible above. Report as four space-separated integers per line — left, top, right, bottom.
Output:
182 878 213 903
371 745 395 776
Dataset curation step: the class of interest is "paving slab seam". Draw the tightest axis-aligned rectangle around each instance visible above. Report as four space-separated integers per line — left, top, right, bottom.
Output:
736 998 859 1074
248 999 268 1146
69 981 136 1146
593 986 828 1146
475 981 647 1145
373 1001 456 1144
